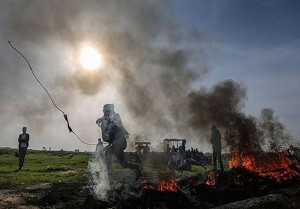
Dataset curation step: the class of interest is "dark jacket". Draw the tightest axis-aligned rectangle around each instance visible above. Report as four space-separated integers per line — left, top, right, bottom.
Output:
99 113 128 150
211 129 221 151
18 133 29 148
238 123 249 147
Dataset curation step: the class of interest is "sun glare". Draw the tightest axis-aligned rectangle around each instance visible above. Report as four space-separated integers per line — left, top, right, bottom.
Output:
80 47 102 70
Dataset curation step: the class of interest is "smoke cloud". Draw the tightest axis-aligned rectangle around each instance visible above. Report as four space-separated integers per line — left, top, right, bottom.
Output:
188 80 247 131
258 108 293 150
0 0 294 151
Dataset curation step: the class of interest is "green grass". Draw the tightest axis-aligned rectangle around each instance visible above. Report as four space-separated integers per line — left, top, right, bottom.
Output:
0 148 230 189
0 148 90 188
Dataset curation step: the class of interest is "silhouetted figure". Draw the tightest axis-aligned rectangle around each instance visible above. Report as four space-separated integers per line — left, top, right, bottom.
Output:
180 139 186 152
17 127 29 171
236 117 250 153
143 144 150 158
136 145 143 155
171 145 177 154
178 140 187 171
210 125 224 171
164 144 171 165
165 143 171 154
96 104 141 180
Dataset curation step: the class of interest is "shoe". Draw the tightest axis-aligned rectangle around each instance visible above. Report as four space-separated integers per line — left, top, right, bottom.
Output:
15 167 22 172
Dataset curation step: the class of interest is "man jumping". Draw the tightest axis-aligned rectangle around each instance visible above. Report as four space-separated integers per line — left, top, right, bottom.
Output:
96 104 142 181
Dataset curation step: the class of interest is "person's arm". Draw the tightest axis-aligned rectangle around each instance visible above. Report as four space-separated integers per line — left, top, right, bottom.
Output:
97 116 112 143
217 130 221 141
18 135 20 148
210 132 213 144
100 119 112 143
113 113 129 138
27 134 30 147
96 117 104 127
112 114 122 127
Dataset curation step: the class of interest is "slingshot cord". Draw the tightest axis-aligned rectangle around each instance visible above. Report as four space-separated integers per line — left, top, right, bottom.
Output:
8 41 97 146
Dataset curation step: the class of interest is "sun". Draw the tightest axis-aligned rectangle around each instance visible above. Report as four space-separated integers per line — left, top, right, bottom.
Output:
79 47 102 70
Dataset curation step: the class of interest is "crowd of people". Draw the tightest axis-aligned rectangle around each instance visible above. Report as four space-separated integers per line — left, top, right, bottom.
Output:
164 139 214 171
186 148 211 165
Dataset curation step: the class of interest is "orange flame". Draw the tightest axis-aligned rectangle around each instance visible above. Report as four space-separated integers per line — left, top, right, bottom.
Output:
229 150 300 182
140 180 154 190
158 180 178 192
205 171 218 186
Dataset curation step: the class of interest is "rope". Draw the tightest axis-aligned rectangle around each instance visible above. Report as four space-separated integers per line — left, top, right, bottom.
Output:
8 41 97 146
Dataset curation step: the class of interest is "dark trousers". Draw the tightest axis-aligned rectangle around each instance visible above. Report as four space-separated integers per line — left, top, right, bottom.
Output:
105 145 139 176
213 149 224 171
19 147 27 169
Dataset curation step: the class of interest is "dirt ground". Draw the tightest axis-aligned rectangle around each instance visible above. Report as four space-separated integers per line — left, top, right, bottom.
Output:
0 183 54 209
1 180 300 209
0 189 39 209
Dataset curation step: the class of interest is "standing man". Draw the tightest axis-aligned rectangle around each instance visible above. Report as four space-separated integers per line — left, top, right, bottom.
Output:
178 140 187 171
236 117 250 152
17 127 29 171
210 125 224 171
96 104 141 181
143 144 150 158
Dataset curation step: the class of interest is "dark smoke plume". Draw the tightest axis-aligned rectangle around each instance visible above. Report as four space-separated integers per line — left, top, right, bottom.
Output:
187 80 247 131
0 0 294 150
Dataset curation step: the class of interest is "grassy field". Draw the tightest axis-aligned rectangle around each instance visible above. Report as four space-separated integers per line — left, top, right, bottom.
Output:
0 148 229 188
0 147 230 208
0 148 90 188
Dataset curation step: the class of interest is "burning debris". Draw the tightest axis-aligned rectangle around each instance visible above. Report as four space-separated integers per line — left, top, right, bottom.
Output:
158 180 178 192
216 108 300 186
141 179 179 192
140 170 180 193
87 107 300 207
229 150 300 183
202 128 300 190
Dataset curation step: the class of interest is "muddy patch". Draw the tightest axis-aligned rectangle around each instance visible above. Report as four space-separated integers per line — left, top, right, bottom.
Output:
0 189 39 209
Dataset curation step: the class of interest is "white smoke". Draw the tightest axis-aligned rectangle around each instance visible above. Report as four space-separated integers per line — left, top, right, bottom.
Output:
88 142 110 200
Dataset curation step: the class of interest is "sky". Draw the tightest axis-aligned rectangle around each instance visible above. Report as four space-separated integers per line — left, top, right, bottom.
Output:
0 0 299 152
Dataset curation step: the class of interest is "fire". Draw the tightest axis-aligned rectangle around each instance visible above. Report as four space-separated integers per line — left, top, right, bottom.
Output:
158 180 178 192
140 179 178 192
141 180 154 190
229 150 300 182
205 171 219 186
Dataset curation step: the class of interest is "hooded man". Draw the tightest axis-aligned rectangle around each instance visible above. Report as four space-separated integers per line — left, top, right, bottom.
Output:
96 104 141 179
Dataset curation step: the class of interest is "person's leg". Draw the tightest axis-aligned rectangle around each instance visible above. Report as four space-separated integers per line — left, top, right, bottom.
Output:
105 146 113 180
218 152 224 171
23 148 27 168
213 150 217 171
116 149 129 168
116 149 140 171
18 148 26 169
18 148 23 169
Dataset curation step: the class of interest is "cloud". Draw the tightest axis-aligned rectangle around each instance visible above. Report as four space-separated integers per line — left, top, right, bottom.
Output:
0 0 295 151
